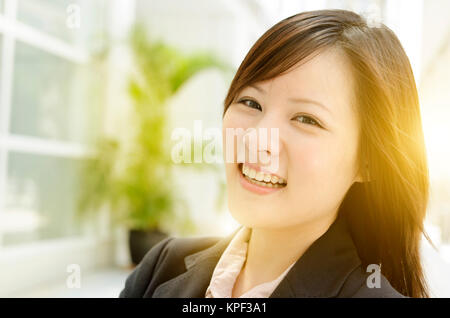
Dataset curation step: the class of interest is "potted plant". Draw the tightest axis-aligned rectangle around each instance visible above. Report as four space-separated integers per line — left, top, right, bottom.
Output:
77 26 229 265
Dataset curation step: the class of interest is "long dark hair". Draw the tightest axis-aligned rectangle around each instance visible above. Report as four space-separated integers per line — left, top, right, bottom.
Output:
223 9 430 297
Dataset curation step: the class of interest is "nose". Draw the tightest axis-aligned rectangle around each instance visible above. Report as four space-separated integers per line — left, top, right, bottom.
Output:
242 119 281 167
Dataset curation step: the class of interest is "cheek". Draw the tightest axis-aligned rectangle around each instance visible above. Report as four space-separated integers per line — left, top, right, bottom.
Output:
280 137 356 223
222 109 245 182
222 113 237 164
222 107 253 131
287 136 357 191
222 108 255 162
288 138 329 178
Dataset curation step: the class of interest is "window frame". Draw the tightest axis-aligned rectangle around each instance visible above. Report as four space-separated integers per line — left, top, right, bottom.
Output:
0 0 112 295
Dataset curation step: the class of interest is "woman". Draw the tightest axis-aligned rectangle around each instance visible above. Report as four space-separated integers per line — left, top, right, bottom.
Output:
120 9 430 298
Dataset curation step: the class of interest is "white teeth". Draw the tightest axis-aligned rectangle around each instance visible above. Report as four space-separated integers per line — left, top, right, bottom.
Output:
241 164 287 186
255 171 264 181
243 164 249 175
271 175 278 184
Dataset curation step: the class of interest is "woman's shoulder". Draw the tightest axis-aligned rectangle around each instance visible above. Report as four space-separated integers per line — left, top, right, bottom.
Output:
153 235 224 262
119 235 222 298
338 265 407 298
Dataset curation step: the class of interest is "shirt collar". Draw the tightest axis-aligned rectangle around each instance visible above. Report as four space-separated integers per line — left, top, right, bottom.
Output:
181 214 361 298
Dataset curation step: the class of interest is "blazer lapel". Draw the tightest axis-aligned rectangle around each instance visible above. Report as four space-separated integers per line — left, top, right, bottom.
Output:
152 215 361 298
270 215 362 298
152 226 242 298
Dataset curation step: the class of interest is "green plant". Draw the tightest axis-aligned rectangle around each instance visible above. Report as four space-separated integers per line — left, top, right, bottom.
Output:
78 25 230 234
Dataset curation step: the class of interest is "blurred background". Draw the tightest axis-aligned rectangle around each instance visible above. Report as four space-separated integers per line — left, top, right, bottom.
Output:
0 0 449 297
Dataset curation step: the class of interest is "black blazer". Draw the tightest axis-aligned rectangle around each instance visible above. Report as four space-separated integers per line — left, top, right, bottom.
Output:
119 215 405 298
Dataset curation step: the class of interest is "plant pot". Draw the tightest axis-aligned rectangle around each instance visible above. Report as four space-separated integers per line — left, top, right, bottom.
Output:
129 228 168 266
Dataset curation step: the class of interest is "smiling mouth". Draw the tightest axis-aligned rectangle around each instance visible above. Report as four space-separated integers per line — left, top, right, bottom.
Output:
238 163 287 189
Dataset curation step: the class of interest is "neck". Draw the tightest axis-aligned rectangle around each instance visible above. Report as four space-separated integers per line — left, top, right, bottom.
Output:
242 213 338 286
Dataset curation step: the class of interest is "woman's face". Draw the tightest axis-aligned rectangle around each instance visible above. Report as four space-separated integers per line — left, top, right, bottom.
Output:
222 48 362 230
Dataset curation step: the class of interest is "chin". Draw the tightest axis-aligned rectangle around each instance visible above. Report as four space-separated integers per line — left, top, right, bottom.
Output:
227 202 288 229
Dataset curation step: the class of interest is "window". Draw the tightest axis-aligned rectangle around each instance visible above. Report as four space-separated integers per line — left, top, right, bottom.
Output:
0 0 106 247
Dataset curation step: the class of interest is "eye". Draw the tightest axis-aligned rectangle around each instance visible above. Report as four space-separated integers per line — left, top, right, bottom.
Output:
238 98 262 111
293 115 322 128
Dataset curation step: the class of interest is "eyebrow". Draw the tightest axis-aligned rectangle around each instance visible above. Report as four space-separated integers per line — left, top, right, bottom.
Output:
248 84 331 114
